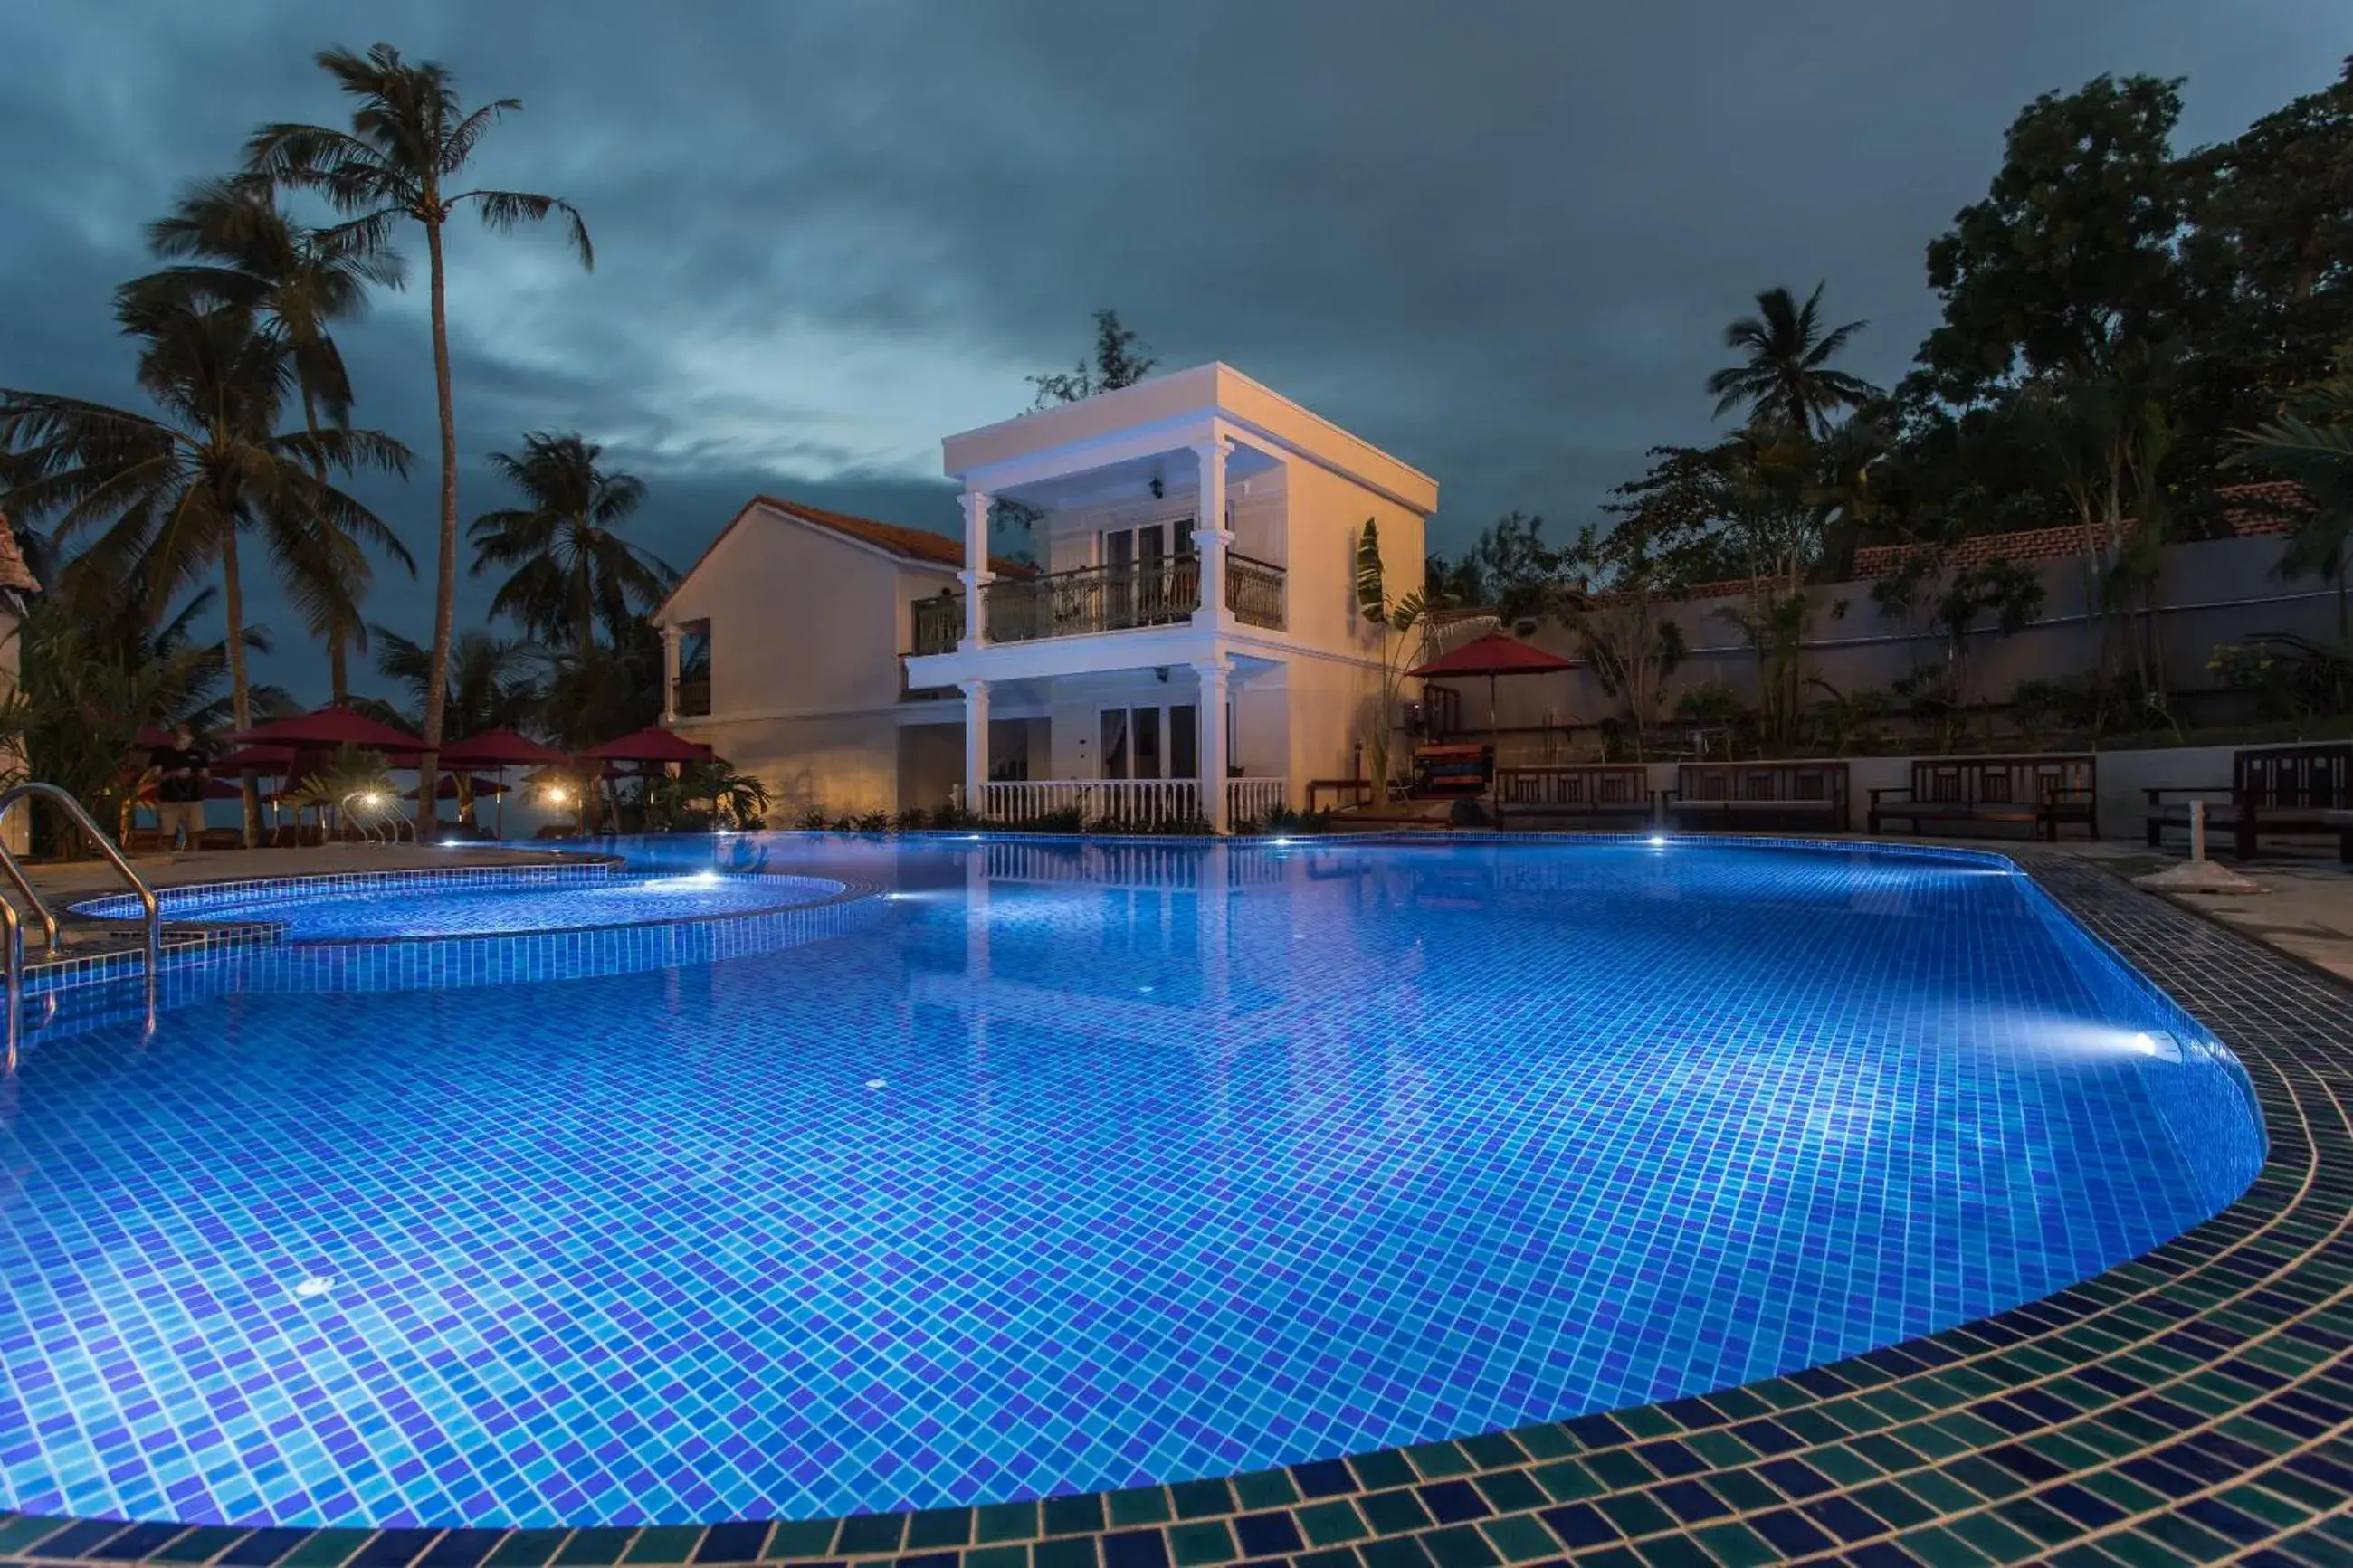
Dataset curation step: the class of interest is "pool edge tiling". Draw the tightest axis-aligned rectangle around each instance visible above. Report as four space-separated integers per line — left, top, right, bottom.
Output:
3 846 2348 1566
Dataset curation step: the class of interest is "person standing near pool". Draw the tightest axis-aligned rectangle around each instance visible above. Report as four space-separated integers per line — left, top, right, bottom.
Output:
148 723 210 850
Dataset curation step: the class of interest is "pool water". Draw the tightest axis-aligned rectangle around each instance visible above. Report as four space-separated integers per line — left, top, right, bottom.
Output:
122 867 847 939
0 835 2263 1528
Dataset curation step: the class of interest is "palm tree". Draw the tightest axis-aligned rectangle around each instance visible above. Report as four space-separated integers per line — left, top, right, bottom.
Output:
372 624 540 828
0 583 289 850
372 623 541 736
2227 363 2353 635
1705 283 1880 437
470 432 671 651
0 300 410 842
129 176 413 701
247 42 593 826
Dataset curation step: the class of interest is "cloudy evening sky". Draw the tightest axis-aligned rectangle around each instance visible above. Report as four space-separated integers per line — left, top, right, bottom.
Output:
1 0 2346 698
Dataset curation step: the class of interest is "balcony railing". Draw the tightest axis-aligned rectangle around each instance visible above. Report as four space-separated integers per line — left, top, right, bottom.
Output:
908 555 1286 655
672 675 711 718
911 594 964 656
976 776 1291 828
949 555 1284 646
1227 553 1284 630
985 556 1199 641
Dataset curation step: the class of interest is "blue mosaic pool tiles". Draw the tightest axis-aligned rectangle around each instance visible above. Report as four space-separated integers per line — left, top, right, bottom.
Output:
0 835 2266 1530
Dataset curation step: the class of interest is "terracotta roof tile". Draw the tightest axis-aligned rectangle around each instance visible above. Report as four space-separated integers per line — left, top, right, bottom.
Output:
657 493 1037 619
750 495 1036 577
1823 482 2309 597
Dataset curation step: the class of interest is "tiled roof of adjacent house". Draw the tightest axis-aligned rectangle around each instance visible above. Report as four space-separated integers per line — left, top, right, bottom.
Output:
656 494 1036 618
0 516 40 594
1672 481 2314 603
750 496 1036 577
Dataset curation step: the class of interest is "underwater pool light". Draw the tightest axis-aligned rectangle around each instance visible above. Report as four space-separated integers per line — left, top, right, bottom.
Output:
1647 834 1668 847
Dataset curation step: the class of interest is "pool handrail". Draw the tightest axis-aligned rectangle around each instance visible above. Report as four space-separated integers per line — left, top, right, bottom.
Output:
0 783 162 1060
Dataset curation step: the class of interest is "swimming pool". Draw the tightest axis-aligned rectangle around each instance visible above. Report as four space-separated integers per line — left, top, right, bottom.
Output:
0 834 2264 1530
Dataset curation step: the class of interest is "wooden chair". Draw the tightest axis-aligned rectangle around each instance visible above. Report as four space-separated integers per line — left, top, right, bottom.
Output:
1495 765 1655 827
2148 744 2353 861
1869 755 2098 841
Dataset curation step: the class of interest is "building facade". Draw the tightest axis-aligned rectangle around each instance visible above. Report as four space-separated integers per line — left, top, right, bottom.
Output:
656 365 1437 828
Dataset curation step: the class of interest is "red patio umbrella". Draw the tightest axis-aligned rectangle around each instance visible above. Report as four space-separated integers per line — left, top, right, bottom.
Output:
225 704 425 753
1406 633 1577 809
442 727 567 767
209 745 302 775
581 725 716 765
440 728 569 838
580 726 716 832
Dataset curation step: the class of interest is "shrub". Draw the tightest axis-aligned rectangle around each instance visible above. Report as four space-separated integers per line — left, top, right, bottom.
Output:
2008 677 2093 749
2209 635 2353 721
1802 679 1896 756
1672 681 1748 725
795 806 829 831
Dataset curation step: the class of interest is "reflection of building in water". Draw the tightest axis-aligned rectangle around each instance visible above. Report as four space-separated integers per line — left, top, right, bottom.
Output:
908 843 1437 1186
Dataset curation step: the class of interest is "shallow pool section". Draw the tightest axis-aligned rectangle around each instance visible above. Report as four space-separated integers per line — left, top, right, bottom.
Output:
75 862 847 939
1 835 2264 1528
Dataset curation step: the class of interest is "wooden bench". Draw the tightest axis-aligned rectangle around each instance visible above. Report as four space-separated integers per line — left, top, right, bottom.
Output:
1868 755 2099 841
2148 743 2353 861
1495 765 1654 827
1663 762 1849 832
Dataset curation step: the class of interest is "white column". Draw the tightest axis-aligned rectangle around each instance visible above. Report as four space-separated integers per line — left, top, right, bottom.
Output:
1192 438 1233 631
1196 660 1231 832
659 623 680 724
962 679 991 815
959 489 993 651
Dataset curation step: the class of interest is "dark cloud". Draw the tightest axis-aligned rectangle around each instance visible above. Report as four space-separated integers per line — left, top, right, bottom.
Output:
1 0 2343 699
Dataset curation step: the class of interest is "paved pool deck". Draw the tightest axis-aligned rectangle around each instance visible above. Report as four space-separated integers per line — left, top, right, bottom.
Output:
0 834 2347 1566
2061 838 2353 988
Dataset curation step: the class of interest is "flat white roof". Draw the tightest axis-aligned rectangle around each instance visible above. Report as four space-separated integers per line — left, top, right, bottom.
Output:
942 362 1439 516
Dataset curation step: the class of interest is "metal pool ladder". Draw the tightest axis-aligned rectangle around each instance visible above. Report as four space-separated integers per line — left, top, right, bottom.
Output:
0 783 162 1064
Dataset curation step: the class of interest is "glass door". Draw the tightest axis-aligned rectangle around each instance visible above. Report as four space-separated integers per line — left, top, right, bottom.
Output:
1100 708 1130 780
1170 704 1198 781
1101 519 1196 627
1135 524 1167 623
1100 704 1196 781
1132 708 1163 780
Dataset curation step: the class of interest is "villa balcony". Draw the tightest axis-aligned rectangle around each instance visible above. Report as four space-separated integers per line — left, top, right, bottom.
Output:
907 554 1284 656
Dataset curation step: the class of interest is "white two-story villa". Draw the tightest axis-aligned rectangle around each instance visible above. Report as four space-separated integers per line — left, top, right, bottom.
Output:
654 364 1437 830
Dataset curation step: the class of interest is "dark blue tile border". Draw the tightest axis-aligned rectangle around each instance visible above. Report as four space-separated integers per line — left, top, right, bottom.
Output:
2 835 2348 1563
